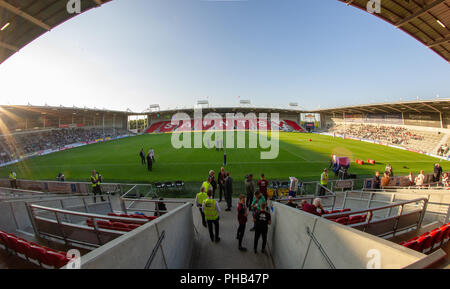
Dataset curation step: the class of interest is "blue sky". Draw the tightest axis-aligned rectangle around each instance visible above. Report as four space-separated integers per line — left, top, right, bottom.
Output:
0 0 449 112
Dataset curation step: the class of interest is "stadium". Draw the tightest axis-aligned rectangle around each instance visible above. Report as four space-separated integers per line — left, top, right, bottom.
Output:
0 0 449 274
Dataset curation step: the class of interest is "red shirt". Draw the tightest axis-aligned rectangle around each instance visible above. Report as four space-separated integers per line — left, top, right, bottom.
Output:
237 203 247 224
258 179 269 197
301 203 321 216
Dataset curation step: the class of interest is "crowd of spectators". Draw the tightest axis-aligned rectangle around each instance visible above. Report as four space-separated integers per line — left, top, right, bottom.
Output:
0 128 128 165
330 124 424 145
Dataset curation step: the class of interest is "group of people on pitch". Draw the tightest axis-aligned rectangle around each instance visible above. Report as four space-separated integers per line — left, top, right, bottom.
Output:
139 148 155 171
195 171 272 254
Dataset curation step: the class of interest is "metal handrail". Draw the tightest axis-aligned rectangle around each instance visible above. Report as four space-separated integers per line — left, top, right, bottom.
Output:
27 194 100 203
121 198 189 204
276 194 336 203
0 187 48 195
322 197 428 219
0 178 151 187
29 203 148 223
121 197 191 215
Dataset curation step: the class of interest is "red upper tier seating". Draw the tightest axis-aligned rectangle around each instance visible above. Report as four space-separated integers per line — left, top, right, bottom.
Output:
85 213 157 232
400 223 450 254
145 119 304 134
0 230 70 269
145 122 165 133
283 119 304 131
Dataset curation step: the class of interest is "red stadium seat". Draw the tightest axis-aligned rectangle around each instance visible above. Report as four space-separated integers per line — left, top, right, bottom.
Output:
28 245 47 265
442 225 450 243
0 231 8 250
348 214 367 225
97 220 113 229
336 217 349 225
5 235 19 252
417 235 434 254
112 222 131 232
15 240 31 259
403 240 420 251
430 230 444 249
128 224 141 230
45 251 70 268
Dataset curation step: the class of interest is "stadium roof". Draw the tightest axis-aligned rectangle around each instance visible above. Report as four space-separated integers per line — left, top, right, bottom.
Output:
0 104 129 118
0 0 111 64
340 0 450 62
312 99 450 114
0 0 449 65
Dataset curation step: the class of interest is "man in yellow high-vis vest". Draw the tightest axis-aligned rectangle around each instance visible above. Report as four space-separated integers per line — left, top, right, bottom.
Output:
91 170 105 203
195 186 208 227
201 177 212 195
319 168 329 196
203 189 221 242
9 170 17 189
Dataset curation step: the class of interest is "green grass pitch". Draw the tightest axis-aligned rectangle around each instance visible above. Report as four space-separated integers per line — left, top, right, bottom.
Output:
0 132 447 184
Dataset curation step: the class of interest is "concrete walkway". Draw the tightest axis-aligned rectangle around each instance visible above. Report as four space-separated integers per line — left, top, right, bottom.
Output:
190 198 274 269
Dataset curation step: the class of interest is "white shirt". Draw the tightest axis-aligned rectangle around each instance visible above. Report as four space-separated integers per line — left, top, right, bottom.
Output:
415 174 425 186
289 177 298 192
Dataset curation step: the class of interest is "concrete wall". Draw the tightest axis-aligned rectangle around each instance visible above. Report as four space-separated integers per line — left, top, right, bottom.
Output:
79 203 194 269
270 202 425 269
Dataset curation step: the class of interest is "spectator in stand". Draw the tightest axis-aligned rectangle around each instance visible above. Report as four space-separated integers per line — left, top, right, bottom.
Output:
415 170 425 186
257 174 269 200
253 202 271 254
217 167 226 202
288 176 299 197
286 196 298 208
385 164 394 177
224 171 233 211
408 172 414 186
434 163 443 183
245 174 255 208
301 198 325 216
208 170 217 199
154 197 167 216
373 171 381 189
442 173 449 187
236 194 248 251
0 127 128 165
250 190 266 232
381 172 390 188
